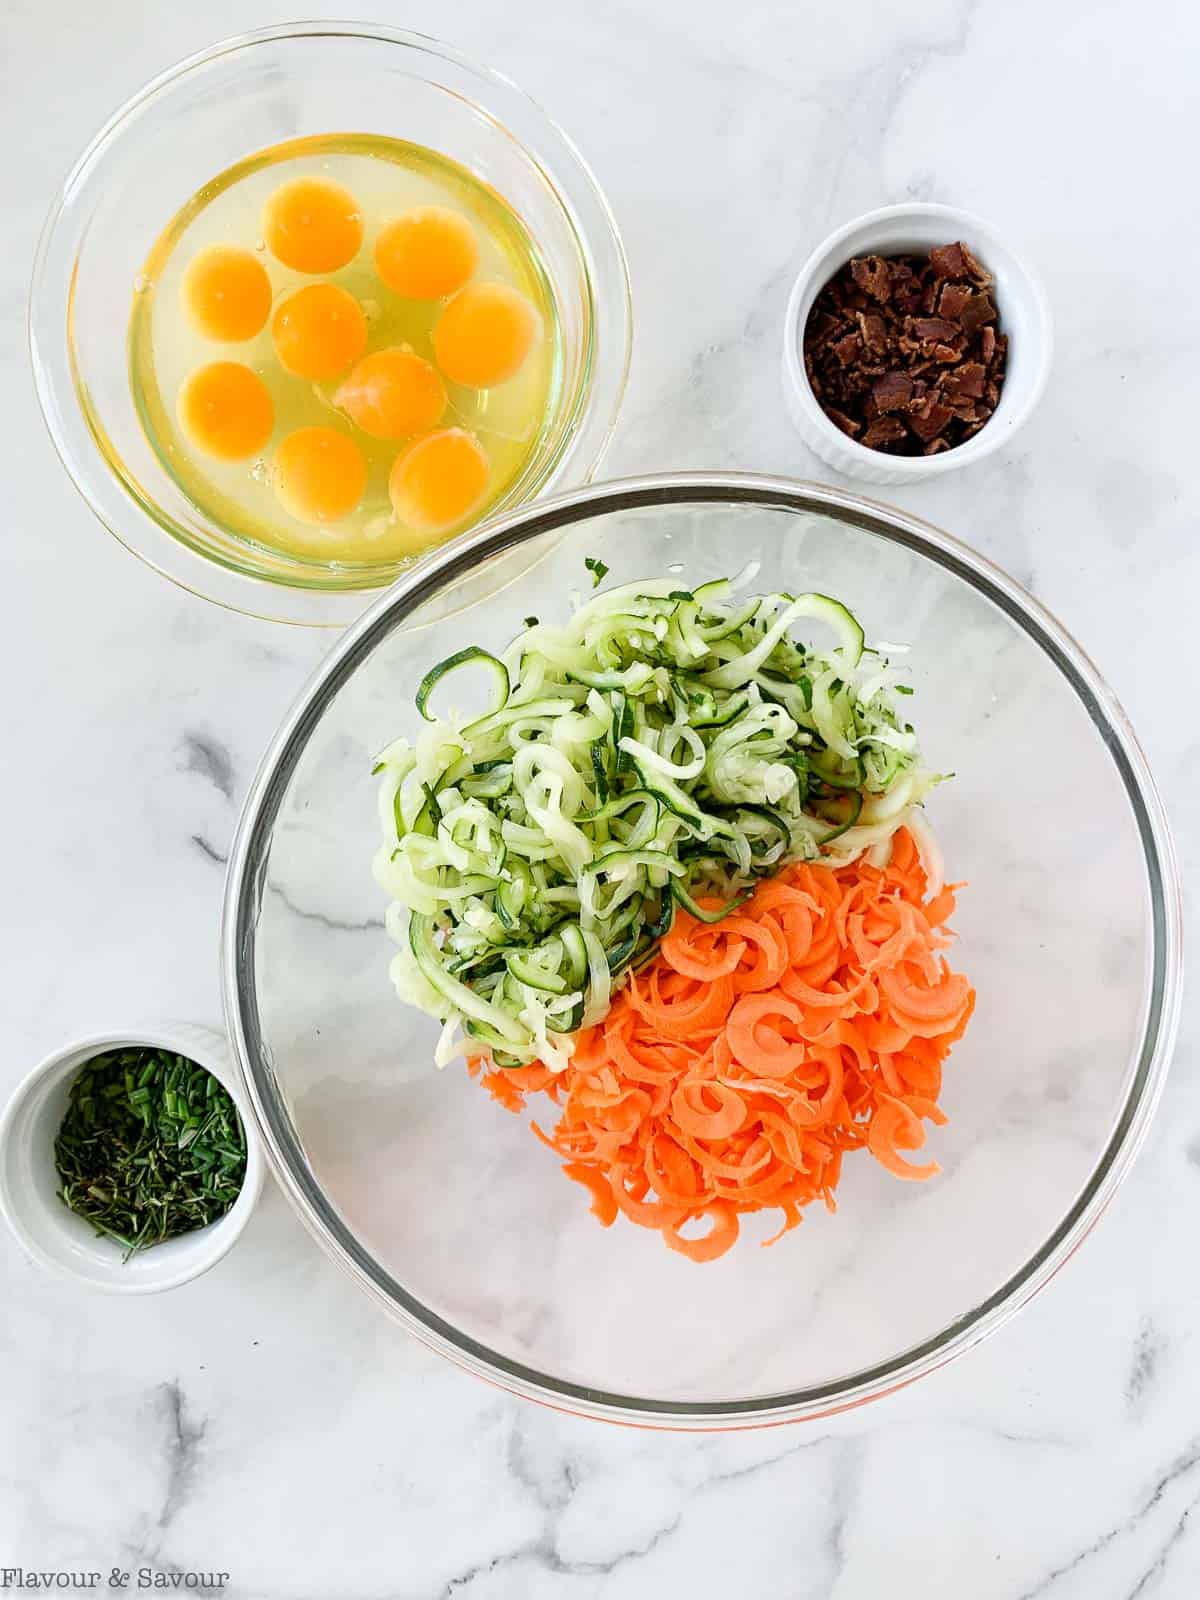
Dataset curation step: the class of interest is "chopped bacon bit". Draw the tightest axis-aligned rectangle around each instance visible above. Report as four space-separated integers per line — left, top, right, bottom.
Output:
824 405 862 438
856 311 889 354
863 416 908 448
802 241 1008 455
850 254 893 303
871 372 913 413
959 291 998 336
928 242 965 279
943 362 986 401
937 282 972 319
909 315 960 345
908 397 955 441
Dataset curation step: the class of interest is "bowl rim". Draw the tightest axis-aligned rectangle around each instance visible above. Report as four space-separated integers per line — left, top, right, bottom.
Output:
782 201 1053 478
221 470 1182 1426
28 18 634 627
0 1020 265 1294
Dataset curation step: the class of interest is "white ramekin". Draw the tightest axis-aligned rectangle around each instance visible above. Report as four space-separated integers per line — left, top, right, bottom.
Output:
0 1021 263 1293
782 202 1052 484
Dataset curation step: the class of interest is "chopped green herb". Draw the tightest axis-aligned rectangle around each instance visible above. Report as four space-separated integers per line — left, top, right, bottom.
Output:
895 684 914 696
523 616 539 629
54 1048 247 1261
584 556 609 587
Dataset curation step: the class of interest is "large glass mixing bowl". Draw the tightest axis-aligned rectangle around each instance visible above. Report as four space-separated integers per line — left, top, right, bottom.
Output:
222 475 1181 1426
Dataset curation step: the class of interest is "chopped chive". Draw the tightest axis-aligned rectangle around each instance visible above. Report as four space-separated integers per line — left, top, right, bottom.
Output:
53 1047 247 1263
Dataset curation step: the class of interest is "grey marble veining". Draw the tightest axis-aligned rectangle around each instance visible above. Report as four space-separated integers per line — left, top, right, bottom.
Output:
2 0 1198 1594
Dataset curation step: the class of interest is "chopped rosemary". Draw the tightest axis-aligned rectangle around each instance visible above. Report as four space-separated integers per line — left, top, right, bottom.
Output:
54 1047 247 1260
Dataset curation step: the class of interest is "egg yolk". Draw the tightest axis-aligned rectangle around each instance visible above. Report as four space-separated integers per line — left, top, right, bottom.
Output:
262 177 363 274
177 362 274 461
332 348 446 440
271 283 368 380
374 206 478 300
181 246 272 343
272 427 367 524
389 428 490 534
432 282 540 389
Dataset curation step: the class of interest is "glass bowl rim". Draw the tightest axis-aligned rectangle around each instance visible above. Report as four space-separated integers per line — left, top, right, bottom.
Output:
221 470 1183 1427
28 18 634 627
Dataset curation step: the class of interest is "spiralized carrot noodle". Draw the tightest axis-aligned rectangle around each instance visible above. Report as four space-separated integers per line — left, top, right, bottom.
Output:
473 827 974 1262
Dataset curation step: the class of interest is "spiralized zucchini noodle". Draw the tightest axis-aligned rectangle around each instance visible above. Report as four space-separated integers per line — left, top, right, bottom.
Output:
374 574 941 1068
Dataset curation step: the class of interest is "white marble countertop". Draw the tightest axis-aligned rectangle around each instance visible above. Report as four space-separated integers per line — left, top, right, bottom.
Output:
3 0 1197 1592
